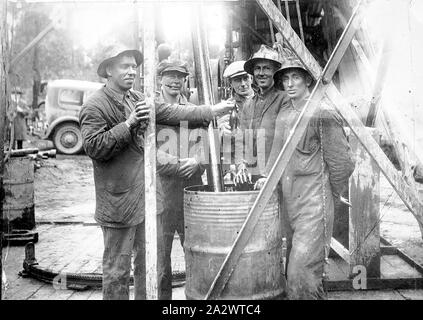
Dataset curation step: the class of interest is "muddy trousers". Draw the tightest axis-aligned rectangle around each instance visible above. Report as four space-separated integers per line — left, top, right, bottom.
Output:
161 209 185 300
101 217 166 300
281 203 334 300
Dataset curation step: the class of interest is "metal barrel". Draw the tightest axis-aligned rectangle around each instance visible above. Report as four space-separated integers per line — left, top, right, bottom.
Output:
3 156 35 230
184 185 284 300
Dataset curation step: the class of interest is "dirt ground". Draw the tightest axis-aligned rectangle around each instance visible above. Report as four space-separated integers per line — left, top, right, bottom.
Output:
34 155 96 224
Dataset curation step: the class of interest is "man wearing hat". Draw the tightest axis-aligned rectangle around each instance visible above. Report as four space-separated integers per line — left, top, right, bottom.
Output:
218 60 254 134
234 45 290 185
79 48 234 300
217 60 254 181
155 59 207 299
259 53 355 299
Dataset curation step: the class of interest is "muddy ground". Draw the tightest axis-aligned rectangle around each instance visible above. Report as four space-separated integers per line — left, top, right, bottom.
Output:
33 154 423 266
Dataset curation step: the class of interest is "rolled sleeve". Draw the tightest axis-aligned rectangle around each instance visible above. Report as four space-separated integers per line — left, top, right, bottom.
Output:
79 105 132 161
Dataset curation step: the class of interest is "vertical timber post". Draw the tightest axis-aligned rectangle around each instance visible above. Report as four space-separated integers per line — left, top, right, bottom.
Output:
349 129 381 278
143 2 158 300
191 3 223 192
133 1 141 92
0 0 9 300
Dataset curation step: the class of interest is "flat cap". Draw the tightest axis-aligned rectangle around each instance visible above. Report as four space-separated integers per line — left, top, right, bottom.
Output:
223 60 248 79
157 60 189 77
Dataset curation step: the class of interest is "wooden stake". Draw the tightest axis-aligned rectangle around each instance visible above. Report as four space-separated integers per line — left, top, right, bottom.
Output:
143 3 158 300
0 0 9 301
205 1 363 300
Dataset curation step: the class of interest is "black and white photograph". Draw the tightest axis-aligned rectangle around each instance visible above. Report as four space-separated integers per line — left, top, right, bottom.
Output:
1 0 423 309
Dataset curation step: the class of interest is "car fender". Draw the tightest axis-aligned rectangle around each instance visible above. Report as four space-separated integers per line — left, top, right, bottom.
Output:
44 116 80 139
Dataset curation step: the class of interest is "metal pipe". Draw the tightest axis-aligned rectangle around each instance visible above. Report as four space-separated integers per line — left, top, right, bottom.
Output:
191 4 223 192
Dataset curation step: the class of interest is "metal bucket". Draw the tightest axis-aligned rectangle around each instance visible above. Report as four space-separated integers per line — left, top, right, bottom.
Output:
3 156 35 230
184 185 284 300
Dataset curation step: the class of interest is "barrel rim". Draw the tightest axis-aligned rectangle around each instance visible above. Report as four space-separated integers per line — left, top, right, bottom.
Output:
184 184 271 196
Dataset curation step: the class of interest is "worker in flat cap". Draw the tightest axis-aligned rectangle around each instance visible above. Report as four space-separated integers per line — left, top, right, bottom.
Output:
258 51 355 299
217 60 255 182
155 58 209 300
79 46 234 300
233 45 290 187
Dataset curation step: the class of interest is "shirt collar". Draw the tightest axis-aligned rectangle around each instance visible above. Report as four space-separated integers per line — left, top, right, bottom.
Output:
105 83 130 104
256 85 276 99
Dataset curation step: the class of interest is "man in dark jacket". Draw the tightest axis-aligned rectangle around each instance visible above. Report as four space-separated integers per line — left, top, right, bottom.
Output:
155 59 208 300
79 47 234 300
235 45 290 185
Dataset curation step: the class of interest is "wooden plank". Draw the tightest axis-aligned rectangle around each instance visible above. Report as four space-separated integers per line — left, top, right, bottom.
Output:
191 4 223 191
256 0 423 235
205 3 363 300
143 3 158 300
0 0 8 301
330 237 350 264
349 131 381 278
381 255 422 279
324 277 423 291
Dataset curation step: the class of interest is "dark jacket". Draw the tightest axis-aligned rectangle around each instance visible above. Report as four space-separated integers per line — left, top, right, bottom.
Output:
156 93 206 216
79 86 214 228
239 86 290 177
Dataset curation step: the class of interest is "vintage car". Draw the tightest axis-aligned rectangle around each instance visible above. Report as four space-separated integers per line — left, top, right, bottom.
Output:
44 79 103 154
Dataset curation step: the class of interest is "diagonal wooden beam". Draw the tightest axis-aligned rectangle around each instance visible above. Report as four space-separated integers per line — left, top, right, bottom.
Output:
204 1 364 300
256 0 423 232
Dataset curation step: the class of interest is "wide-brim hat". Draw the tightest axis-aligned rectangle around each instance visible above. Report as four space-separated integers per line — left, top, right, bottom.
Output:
244 45 281 75
274 56 315 89
97 49 143 78
223 60 248 79
157 60 189 77
274 56 311 80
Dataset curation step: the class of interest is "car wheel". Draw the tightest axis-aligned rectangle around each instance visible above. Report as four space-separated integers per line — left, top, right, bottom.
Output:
53 123 83 155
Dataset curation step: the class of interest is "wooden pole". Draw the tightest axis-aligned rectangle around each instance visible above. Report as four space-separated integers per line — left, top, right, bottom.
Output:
255 0 423 233
205 2 363 299
365 38 393 127
133 1 141 91
0 0 9 301
295 0 305 42
10 22 54 69
284 0 291 25
349 130 381 278
191 3 223 192
143 3 158 300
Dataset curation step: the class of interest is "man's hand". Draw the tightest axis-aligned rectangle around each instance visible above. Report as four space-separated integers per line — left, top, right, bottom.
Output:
211 100 235 118
178 157 200 179
233 161 252 186
126 100 150 129
254 177 267 190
